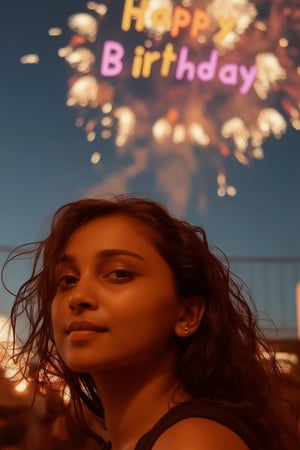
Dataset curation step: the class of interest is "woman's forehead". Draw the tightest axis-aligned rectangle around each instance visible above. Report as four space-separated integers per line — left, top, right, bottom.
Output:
63 214 159 253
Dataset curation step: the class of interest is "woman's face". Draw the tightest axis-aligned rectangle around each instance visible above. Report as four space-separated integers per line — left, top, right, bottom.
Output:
51 214 183 374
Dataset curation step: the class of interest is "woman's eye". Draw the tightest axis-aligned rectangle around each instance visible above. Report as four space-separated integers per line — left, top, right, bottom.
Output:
56 275 77 289
106 269 135 283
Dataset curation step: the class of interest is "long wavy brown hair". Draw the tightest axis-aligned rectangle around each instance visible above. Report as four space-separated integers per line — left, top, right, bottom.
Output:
2 196 299 449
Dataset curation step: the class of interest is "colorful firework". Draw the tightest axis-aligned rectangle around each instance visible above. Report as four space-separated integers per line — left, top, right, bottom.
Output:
22 0 300 212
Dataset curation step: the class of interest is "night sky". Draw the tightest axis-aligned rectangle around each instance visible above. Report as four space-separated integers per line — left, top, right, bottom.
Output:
0 0 300 318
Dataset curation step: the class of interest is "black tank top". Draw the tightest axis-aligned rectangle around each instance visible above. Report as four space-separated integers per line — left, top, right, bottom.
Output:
134 400 264 450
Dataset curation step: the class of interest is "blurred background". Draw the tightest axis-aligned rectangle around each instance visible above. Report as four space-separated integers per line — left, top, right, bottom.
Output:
0 0 300 447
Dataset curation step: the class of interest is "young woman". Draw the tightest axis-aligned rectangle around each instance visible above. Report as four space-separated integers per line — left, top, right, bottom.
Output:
4 196 299 449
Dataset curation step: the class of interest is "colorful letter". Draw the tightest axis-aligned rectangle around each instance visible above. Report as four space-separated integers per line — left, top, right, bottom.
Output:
190 9 211 38
170 6 191 38
142 50 161 77
151 8 170 30
175 46 195 81
131 46 145 78
214 16 236 44
161 43 177 76
219 64 238 86
196 49 218 81
100 41 124 77
121 0 148 31
239 65 257 94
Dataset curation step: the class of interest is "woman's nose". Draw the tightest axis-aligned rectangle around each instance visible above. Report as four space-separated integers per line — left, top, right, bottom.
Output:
68 280 98 312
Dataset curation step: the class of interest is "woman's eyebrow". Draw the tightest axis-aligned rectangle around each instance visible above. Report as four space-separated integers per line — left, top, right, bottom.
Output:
57 249 146 263
96 249 145 261
57 254 75 264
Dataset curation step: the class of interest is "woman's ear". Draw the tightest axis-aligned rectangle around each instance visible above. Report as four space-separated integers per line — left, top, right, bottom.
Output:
174 296 205 337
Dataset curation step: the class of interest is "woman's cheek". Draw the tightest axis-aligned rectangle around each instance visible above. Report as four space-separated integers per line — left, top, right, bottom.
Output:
51 298 62 338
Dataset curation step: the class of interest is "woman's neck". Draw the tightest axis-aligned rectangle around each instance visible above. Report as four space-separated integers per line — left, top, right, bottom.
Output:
91 359 191 450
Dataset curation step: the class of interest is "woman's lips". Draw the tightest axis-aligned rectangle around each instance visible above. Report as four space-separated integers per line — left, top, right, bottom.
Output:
66 321 108 342
68 329 105 341
66 320 108 333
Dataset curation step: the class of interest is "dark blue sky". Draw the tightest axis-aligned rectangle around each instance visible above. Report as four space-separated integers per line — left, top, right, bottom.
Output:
0 1 299 267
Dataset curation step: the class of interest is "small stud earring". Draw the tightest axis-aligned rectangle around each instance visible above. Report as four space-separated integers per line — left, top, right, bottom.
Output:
184 325 190 335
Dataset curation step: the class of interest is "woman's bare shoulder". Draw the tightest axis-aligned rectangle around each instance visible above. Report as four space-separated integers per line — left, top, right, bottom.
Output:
152 417 250 450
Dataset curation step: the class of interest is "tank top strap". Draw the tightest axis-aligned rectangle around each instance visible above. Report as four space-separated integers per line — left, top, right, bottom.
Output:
135 399 264 450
